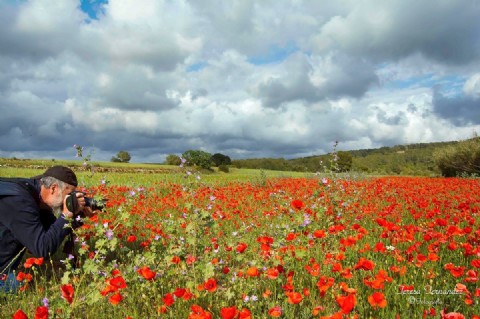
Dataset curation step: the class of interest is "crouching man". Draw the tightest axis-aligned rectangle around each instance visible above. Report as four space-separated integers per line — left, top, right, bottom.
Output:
0 166 89 293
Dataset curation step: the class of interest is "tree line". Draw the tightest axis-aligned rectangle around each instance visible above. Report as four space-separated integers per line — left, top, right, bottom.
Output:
118 137 480 177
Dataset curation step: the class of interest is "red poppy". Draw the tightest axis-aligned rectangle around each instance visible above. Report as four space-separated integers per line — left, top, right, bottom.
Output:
171 256 181 264
111 269 121 277
303 288 310 296
220 306 237 319
203 278 217 292
100 284 117 296
354 257 375 271
236 242 248 253
34 306 49 319
374 242 386 252
340 267 353 279
285 232 296 241
257 236 274 245
158 305 168 314
109 292 123 305
162 293 175 306
368 292 387 309
181 288 194 300
238 308 252 319
189 304 212 319
61 284 74 304
305 262 321 276
464 269 478 282
266 267 279 279
109 276 127 289
246 266 260 277
423 307 436 317
336 293 356 314
313 229 326 238
291 199 305 210
137 266 156 280
173 287 186 298
24 257 44 269
331 262 342 272
127 235 137 242
186 255 197 265
316 276 335 297
16 272 33 282
312 305 325 316
339 282 357 294
268 306 282 317
286 291 303 304
13 310 28 319
440 310 465 319
444 263 465 278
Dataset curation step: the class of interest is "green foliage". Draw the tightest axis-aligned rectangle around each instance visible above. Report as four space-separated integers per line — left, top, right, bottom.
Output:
232 157 291 171
218 164 229 173
433 137 480 177
111 150 131 163
165 154 182 166
182 149 213 169
335 151 353 172
211 153 231 167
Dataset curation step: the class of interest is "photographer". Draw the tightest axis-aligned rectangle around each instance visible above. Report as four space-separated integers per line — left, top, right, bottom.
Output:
0 166 90 293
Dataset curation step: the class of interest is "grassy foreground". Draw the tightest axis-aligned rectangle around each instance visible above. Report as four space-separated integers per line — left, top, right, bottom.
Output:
0 158 312 187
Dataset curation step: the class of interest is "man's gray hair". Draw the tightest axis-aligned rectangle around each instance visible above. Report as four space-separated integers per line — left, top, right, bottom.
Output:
39 176 66 191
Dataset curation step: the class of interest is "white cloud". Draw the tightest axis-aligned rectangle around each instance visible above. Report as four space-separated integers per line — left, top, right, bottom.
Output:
464 73 480 99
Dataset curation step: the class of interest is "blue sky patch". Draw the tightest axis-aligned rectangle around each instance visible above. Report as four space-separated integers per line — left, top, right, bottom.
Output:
248 42 298 65
386 74 465 95
80 0 108 20
186 62 208 72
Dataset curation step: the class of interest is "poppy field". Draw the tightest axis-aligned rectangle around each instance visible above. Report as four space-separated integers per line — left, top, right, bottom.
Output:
2 173 480 319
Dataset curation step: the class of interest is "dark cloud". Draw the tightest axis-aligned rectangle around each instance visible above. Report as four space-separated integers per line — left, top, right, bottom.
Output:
95 71 178 111
315 0 480 65
375 109 407 125
253 53 377 108
432 89 480 126
0 2 84 63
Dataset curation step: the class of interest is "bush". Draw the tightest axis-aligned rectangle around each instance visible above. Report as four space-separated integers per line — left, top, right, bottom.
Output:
218 164 229 173
211 153 232 167
111 151 131 163
433 137 480 177
165 154 182 166
182 150 213 170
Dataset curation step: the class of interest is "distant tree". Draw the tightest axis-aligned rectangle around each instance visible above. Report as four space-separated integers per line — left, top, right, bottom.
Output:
182 150 213 169
111 150 131 163
335 151 353 172
218 164 230 173
211 153 232 167
165 154 182 166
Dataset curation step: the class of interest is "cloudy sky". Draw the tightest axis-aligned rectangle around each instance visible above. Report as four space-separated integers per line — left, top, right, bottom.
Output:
1 0 479 163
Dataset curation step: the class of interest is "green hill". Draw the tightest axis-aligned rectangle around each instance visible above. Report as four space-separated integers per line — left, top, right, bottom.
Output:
0 140 467 177
232 140 460 176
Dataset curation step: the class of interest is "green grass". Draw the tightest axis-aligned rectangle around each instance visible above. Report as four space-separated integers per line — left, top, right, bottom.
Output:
0 158 314 187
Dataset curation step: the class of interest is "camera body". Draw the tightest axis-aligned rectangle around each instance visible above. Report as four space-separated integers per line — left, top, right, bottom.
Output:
66 191 106 214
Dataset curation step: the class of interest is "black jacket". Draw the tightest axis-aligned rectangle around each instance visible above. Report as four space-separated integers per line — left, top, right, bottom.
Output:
0 178 71 274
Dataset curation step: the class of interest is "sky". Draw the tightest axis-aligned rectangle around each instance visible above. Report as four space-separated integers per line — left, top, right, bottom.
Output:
0 0 479 163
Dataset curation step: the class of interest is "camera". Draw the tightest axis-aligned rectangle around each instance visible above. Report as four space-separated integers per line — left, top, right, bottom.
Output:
66 191 106 214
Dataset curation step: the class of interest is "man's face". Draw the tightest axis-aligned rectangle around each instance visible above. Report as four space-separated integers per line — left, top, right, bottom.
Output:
44 183 76 212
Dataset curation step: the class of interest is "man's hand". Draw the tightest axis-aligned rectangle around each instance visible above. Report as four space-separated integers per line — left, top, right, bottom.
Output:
62 192 86 218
